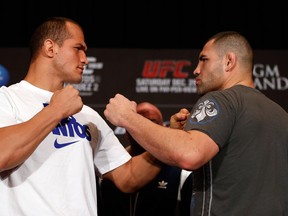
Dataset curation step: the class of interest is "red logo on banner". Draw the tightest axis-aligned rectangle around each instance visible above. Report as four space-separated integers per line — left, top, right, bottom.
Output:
142 60 191 78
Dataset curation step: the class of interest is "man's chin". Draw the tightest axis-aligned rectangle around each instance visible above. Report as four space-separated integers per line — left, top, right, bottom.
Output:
70 78 82 84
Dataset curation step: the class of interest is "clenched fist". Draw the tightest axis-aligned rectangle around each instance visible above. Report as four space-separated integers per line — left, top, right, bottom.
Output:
50 85 83 119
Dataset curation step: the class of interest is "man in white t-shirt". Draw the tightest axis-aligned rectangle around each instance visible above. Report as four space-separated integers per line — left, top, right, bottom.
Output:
0 17 161 216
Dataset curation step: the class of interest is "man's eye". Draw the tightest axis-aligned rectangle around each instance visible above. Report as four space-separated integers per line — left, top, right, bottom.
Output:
75 46 85 51
199 57 208 62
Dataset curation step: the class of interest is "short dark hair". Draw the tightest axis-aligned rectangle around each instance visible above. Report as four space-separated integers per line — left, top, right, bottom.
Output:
208 31 254 70
29 17 82 62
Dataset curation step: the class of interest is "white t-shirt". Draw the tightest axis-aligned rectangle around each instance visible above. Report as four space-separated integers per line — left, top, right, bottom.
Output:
0 80 131 216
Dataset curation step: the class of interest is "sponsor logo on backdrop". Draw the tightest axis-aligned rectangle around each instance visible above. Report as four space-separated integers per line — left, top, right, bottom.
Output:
136 60 196 94
253 64 288 90
0 64 10 87
72 56 103 96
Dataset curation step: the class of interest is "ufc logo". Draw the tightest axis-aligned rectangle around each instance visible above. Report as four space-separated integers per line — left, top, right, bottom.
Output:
142 60 191 78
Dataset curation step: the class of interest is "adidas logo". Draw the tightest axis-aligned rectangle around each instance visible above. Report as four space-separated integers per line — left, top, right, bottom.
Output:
157 180 168 189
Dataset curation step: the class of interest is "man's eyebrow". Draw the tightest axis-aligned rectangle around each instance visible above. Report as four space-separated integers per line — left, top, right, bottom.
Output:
76 43 87 51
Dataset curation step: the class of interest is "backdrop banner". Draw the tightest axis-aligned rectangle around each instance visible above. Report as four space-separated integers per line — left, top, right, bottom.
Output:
1 48 287 145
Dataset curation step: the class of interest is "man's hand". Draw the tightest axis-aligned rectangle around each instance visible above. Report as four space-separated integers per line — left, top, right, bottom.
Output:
49 85 83 119
104 94 137 127
170 108 190 129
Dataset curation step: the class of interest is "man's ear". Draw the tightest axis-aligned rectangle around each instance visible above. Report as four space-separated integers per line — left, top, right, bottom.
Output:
43 39 57 58
225 52 236 72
